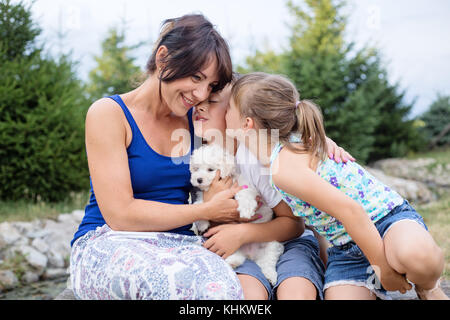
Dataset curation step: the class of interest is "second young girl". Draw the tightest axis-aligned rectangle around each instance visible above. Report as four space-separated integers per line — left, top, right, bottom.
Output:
225 72 448 300
192 78 354 299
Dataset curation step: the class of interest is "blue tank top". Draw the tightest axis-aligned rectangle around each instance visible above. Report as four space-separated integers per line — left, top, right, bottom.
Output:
71 95 196 246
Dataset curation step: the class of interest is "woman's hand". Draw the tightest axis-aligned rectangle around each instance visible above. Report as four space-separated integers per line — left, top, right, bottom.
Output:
203 223 247 259
203 170 235 202
325 137 355 163
203 185 242 223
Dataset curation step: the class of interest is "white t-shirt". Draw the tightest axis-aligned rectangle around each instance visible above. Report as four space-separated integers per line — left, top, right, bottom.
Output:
235 143 314 238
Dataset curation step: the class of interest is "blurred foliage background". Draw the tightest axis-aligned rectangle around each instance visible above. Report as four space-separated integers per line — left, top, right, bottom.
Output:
0 0 449 205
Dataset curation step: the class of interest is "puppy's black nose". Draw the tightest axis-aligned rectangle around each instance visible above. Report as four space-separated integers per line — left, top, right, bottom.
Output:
197 178 203 184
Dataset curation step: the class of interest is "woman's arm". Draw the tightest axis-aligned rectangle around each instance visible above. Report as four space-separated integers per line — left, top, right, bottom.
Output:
325 137 355 163
273 150 411 292
203 200 303 258
85 99 241 232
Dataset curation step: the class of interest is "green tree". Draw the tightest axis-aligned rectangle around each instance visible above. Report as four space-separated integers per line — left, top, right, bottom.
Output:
237 48 288 75
87 26 143 101
420 95 450 148
0 0 89 202
238 0 422 162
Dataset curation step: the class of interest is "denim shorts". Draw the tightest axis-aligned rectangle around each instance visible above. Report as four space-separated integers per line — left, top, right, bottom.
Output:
324 200 428 300
235 235 325 300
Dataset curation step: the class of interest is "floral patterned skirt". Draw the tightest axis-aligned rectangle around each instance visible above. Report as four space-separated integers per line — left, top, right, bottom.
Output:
70 225 243 300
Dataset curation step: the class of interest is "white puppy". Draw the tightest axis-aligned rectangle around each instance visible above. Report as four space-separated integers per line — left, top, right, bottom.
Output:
190 144 284 285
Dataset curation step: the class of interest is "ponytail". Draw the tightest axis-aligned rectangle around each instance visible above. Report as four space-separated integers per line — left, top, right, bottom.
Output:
292 99 328 162
232 72 328 162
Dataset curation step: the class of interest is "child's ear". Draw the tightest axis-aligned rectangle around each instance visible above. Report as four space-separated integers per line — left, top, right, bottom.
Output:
244 117 255 130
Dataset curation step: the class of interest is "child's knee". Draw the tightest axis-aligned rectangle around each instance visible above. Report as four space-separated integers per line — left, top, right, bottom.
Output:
238 274 269 300
276 277 317 300
398 240 444 277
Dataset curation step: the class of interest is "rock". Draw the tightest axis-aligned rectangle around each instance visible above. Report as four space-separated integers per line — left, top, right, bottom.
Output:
71 210 84 223
22 271 40 284
57 213 75 223
42 268 67 280
0 210 83 293
13 245 48 272
47 249 65 268
26 229 52 239
365 167 434 203
0 222 22 246
0 270 19 292
373 158 450 188
11 221 34 234
43 219 59 230
31 238 49 253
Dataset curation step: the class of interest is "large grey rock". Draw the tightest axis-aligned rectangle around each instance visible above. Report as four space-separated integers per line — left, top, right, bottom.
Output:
11 221 34 235
0 222 22 247
365 167 434 203
0 270 19 292
22 270 40 284
42 268 67 280
373 158 450 188
47 248 65 268
31 238 49 253
13 245 48 272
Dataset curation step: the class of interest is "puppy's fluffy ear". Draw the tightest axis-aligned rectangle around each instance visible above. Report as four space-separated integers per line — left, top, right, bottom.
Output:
219 151 236 178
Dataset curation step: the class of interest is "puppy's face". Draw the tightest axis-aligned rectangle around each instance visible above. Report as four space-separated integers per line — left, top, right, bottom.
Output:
190 145 236 190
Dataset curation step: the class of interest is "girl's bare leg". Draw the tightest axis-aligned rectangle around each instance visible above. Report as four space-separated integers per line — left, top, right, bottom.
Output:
383 220 448 300
237 274 269 300
325 285 377 300
276 277 317 300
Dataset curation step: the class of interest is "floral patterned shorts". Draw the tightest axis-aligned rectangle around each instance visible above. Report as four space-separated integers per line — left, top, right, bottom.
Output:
70 225 243 300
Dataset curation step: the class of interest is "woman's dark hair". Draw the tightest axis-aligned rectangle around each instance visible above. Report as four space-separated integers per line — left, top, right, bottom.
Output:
147 14 232 94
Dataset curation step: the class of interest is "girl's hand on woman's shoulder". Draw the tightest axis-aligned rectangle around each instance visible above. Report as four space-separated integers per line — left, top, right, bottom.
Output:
325 137 356 163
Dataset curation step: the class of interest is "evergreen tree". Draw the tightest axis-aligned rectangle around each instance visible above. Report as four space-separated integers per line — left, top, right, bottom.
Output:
0 0 89 202
237 48 288 75
238 0 422 162
284 0 378 161
420 95 450 148
87 26 143 101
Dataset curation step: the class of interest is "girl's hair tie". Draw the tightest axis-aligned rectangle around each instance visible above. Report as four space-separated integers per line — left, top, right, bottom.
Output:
296 100 301 109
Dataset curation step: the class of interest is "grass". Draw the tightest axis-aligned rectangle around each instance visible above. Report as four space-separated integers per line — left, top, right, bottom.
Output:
407 146 450 279
407 147 450 164
0 191 89 223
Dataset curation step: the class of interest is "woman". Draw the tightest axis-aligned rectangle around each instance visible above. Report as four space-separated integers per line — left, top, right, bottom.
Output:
70 14 249 300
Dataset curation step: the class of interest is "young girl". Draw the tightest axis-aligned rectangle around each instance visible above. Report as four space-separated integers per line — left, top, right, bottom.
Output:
192 80 353 300
226 72 448 300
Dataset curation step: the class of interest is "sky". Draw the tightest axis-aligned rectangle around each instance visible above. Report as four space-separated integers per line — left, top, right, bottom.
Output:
26 0 450 118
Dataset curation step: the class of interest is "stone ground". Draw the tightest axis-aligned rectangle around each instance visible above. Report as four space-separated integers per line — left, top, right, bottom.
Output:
54 280 450 300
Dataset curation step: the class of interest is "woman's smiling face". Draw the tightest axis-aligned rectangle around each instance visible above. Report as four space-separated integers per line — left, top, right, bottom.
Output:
160 55 220 117
193 84 232 139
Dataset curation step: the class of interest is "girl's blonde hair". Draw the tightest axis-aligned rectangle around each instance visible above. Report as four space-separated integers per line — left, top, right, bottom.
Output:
231 72 328 161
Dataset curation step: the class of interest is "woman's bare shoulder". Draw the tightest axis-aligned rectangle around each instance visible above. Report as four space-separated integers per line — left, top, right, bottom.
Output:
85 97 128 142
86 97 123 121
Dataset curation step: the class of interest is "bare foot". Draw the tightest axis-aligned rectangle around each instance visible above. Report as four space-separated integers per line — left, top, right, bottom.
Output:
415 280 450 300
